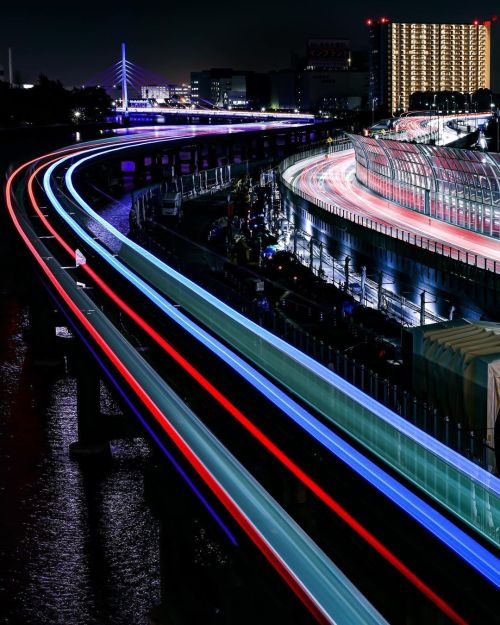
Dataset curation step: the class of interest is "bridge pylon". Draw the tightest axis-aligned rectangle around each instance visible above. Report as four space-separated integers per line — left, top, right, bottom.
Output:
121 42 129 116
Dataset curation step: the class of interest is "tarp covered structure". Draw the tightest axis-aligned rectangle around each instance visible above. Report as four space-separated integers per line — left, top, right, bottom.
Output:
408 319 500 452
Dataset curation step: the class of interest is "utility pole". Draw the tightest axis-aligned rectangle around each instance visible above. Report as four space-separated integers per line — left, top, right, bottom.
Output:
8 47 13 87
121 42 128 115
496 107 499 153
377 272 383 310
360 266 366 304
344 255 351 291
420 290 426 326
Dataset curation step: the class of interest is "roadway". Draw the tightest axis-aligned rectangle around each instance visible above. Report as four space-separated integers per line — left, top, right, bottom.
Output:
5 125 500 624
282 149 500 271
115 105 315 122
382 112 490 144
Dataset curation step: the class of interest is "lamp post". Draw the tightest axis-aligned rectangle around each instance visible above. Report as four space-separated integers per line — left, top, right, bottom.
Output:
430 102 434 137
496 107 500 153
492 103 499 152
432 94 439 144
425 102 431 143
464 93 470 129
472 99 478 128
371 96 378 126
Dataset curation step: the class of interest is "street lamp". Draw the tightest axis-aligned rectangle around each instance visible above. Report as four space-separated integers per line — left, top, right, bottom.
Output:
431 103 440 144
371 96 378 126
492 102 499 152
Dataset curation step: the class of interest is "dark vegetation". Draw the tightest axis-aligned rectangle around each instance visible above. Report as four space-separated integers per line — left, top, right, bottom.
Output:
0 75 111 126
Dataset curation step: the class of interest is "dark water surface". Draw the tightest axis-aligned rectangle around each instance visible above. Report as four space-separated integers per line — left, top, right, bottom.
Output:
0 128 161 625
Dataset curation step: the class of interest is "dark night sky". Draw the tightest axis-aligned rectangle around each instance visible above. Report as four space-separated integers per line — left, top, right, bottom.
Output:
1 1 498 85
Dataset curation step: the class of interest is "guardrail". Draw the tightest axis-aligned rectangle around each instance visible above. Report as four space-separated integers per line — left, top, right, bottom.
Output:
130 162 238 227
48 146 500 549
9 154 389 625
278 144 500 275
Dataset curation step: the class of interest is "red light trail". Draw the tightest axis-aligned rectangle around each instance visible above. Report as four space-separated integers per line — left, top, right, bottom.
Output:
5 144 469 624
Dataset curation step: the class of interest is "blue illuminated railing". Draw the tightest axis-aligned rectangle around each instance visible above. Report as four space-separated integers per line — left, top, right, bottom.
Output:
40 138 500 559
9 150 389 625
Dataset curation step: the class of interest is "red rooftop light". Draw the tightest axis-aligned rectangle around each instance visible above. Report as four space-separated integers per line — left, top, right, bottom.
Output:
366 18 373 26
379 17 390 24
473 19 479 26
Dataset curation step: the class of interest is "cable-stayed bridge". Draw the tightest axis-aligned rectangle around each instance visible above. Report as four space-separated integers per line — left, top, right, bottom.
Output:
84 43 314 122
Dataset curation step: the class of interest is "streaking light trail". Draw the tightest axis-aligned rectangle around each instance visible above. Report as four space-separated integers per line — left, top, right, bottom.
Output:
36 135 500 596
283 151 500 267
8 149 389 625
27 156 476 623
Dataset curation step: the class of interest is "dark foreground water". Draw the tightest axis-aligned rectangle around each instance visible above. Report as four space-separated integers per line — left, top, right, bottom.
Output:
0 295 161 625
0 127 162 625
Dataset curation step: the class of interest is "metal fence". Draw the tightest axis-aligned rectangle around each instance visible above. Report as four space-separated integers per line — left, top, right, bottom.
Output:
278 140 500 275
266 187 445 327
349 133 500 239
138 224 495 474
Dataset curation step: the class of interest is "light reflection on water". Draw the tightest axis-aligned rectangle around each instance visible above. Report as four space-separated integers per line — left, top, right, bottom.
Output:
0 298 160 625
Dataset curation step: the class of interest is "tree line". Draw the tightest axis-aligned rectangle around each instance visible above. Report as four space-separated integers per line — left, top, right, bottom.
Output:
0 75 112 126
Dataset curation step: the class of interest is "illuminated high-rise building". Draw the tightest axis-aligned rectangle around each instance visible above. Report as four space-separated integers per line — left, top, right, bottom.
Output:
367 18 491 115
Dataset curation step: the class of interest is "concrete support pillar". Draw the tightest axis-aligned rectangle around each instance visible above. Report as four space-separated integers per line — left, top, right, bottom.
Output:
146 459 213 624
69 349 110 459
144 453 289 625
29 286 62 368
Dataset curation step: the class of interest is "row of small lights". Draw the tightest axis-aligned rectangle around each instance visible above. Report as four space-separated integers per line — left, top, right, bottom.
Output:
365 17 497 26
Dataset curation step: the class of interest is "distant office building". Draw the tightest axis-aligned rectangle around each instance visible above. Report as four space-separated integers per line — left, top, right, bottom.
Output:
270 40 368 112
270 68 367 112
297 70 368 111
191 69 237 107
141 85 169 102
367 17 491 114
270 70 297 110
490 16 500 93
190 69 269 109
306 39 350 71
169 83 191 103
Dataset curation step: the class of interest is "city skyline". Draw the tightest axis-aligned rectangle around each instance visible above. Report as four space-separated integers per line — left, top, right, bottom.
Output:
1 1 498 85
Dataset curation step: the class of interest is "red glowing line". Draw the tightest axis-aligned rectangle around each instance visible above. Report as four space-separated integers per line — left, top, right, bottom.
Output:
292 150 500 268
24 154 469 625
8 158 334 625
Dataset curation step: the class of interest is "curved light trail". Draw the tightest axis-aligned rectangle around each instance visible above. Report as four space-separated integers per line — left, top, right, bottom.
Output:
6 126 500 625
55 141 500 525
7 143 389 625
391 112 490 144
26 155 484 624
52 135 500 540
41 133 500 578
283 150 500 268
61 143 500 497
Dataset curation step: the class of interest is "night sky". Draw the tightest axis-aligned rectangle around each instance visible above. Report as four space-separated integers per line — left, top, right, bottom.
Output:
1 1 498 86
